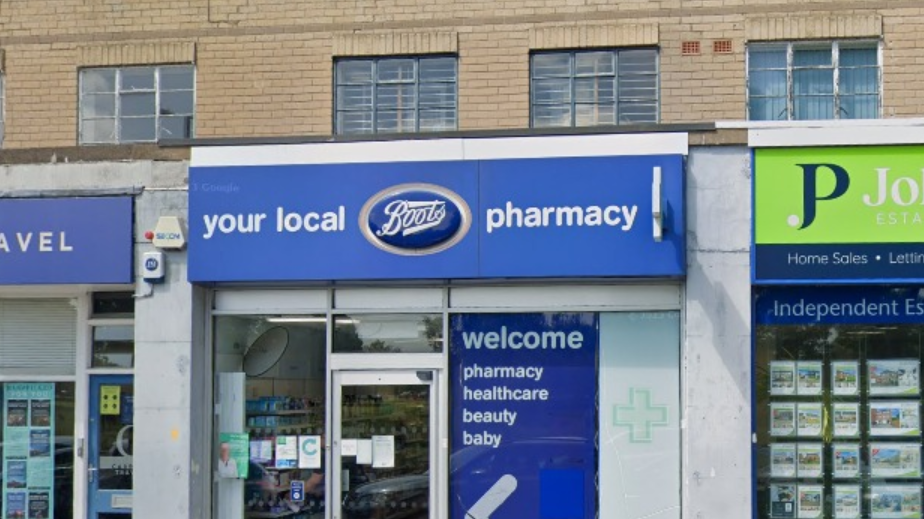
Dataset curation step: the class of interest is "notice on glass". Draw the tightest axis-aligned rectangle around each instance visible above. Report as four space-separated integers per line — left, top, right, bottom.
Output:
371 435 395 468
771 361 796 396
796 362 823 396
771 403 796 437
770 444 796 478
869 359 920 396
798 485 823 519
298 435 321 469
340 439 358 457
797 403 823 437
218 432 249 479
249 439 273 463
833 403 860 438
832 361 859 396
28 491 49 519
771 484 797 518
797 444 823 478
3 383 55 519
356 440 372 465
870 443 921 478
833 444 860 479
871 485 922 519
275 436 298 469
834 485 861 519
870 401 920 436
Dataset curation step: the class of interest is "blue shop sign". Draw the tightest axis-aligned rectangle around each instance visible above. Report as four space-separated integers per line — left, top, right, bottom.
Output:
188 154 685 281
0 197 133 284
756 286 924 325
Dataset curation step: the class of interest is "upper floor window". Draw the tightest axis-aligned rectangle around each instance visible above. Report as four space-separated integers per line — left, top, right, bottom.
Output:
530 49 659 128
79 65 195 144
334 56 457 135
748 41 880 121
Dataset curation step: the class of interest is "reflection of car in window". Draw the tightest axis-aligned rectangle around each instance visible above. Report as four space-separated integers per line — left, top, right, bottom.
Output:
341 437 591 519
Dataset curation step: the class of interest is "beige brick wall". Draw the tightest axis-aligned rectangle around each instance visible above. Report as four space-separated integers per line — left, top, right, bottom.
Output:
0 0 921 147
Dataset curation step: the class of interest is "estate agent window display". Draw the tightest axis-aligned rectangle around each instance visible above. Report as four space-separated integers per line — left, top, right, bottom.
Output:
756 321 924 519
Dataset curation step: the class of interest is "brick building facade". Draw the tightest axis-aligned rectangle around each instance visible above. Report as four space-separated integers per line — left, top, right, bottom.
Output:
0 1 921 148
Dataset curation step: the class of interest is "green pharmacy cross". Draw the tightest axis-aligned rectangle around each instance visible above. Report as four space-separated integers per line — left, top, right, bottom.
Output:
613 388 669 443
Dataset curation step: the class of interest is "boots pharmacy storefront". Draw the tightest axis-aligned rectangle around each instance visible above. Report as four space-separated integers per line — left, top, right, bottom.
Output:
753 144 924 519
0 197 135 519
189 135 687 519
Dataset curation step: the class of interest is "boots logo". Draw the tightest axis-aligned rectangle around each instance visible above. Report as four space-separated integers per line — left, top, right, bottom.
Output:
359 183 472 256
790 163 924 229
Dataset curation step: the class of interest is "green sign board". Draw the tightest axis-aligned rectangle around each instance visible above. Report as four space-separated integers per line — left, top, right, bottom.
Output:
754 146 924 282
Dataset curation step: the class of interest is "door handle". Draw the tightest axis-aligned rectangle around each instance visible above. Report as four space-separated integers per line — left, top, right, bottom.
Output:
88 464 97 483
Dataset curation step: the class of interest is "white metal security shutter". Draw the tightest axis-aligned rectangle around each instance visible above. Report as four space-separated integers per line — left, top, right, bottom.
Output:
0 299 77 376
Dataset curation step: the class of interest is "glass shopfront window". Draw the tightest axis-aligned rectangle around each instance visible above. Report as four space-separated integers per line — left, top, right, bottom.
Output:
333 314 443 354
0 382 75 519
211 306 682 519
214 316 327 519
755 287 924 519
448 312 681 519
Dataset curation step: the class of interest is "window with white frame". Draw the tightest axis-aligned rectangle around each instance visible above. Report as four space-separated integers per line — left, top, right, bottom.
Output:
530 49 659 128
79 65 195 144
89 292 135 369
334 56 457 135
747 41 880 121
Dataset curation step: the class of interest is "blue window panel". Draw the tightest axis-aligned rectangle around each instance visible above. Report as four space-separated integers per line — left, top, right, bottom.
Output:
540 469 585 519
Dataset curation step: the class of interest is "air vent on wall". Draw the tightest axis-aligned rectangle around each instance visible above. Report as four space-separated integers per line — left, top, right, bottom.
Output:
713 39 733 54
681 40 701 56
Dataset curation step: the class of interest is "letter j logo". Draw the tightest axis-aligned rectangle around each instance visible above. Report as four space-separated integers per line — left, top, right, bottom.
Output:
790 163 851 229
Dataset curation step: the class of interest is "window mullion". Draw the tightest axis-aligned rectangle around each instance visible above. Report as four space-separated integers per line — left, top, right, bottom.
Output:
114 69 122 144
570 53 576 126
154 67 161 141
415 59 421 133
613 51 619 125
787 44 794 120
832 42 840 120
371 62 378 134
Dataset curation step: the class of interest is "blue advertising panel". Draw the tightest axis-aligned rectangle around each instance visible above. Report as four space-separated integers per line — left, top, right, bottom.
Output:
188 154 684 282
449 313 596 519
478 155 684 277
755 286 924 325
0 197 133 284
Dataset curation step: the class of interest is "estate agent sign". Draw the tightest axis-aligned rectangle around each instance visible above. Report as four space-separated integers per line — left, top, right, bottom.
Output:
754 146 924 282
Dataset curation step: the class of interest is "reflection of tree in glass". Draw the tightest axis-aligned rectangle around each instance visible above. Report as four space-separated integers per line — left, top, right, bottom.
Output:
422 316 442 352
334 323 364 352
93 354 121 368
364 339 398 353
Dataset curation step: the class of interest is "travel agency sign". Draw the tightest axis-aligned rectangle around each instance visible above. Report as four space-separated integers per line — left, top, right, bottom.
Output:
188 153 685 282
754 146 924 282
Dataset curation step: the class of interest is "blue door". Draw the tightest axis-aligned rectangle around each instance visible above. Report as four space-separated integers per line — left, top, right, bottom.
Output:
88 375 133 519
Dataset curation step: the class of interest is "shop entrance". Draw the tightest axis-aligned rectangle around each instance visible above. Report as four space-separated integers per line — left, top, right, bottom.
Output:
332 370 436 519
87 375 134 519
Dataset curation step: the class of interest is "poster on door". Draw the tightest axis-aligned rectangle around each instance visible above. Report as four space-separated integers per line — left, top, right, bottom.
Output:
3 383 55 519
449 313 596 519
